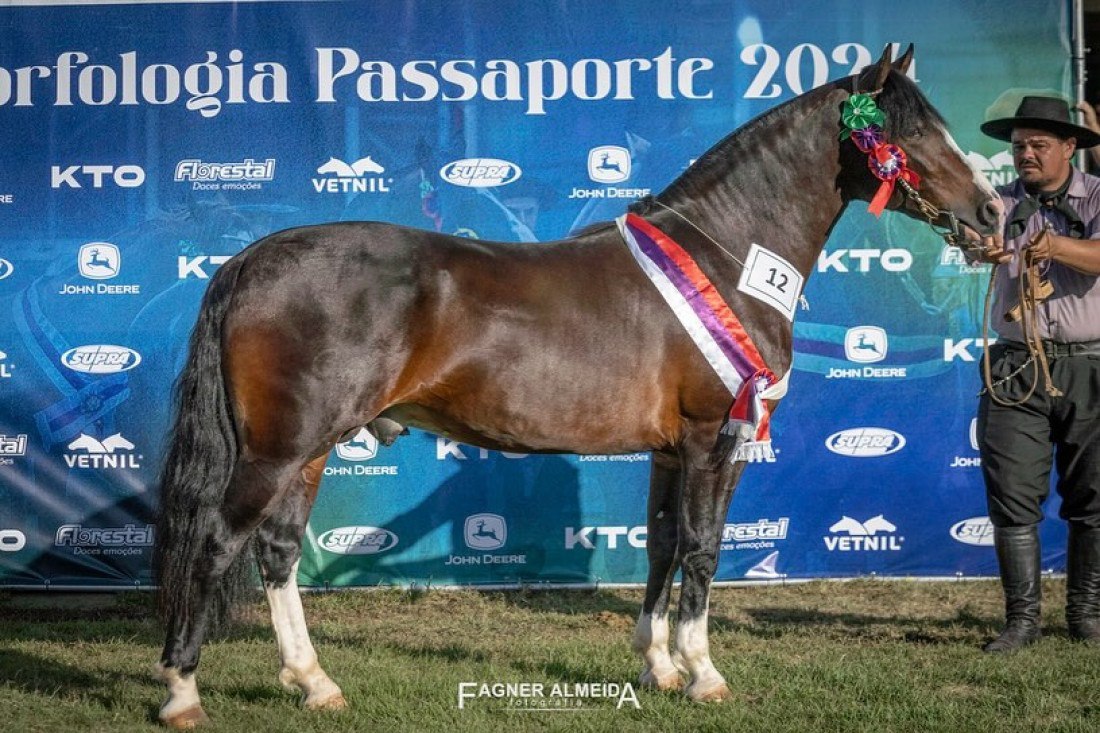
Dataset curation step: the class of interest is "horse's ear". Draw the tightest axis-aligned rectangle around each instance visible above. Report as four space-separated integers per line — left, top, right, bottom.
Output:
892 44 914 75
868 44 893 92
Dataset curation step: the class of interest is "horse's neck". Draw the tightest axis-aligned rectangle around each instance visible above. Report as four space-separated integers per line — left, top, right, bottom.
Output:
655 85 851 288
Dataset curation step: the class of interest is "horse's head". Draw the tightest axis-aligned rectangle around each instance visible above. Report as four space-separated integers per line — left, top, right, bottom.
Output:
839 45 1003 249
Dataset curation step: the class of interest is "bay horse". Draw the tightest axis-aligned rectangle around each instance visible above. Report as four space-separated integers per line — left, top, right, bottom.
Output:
153 46 1003 727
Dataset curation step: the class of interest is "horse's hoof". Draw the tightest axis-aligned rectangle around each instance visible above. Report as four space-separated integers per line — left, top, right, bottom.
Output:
160 704 209 729
305 692 348 711
639 670 684 692
687 682 732 703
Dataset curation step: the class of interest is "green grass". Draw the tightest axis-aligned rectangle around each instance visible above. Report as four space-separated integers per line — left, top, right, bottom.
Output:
2 580 1099 732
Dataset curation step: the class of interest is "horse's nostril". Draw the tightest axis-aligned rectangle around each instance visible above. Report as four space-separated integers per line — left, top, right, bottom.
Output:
978 198 1004 227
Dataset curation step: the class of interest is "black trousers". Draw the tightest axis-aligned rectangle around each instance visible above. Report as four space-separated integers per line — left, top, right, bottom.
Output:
978 342 1100 529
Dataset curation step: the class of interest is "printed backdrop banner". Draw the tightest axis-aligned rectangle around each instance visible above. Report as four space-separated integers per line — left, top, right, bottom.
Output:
0 0 1075 588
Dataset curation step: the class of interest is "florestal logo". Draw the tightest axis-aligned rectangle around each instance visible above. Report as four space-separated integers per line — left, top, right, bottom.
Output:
721 518 789 552
950 516 994 547
825 428 905 457
317 526 398 555
312 155 391 194
440 158 521 188
65 432 141 469
175 158 275 191
61 345 141 374
55 523 154 547
0 434 29 456
0 529 26 552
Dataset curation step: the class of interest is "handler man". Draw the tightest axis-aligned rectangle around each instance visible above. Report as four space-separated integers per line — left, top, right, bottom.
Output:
977 96 1100 652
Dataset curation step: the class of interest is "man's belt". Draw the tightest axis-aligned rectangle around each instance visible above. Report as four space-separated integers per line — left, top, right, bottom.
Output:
1002 339 1100 358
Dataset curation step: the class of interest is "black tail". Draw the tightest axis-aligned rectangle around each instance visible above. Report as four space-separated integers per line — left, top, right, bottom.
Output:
154 255 253 631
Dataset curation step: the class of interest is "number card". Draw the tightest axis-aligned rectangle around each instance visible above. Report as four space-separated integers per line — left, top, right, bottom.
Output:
736 243 803 321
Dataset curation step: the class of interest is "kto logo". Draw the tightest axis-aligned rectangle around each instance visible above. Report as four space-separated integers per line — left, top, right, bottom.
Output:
588 146 630 184
440 158 522 188
817 248 912 273
844 326 887 364
0 258 13 280
51 164 145 189
61 345 142 374
79 242 120 280
950 516 995 547
436 438 527 461
335 427 379 461
317 526 399 555
178 255 232 279
464 513 507 550
825 428 905 457
565 525 646 549
824 514 904 552
944 338 996 362
0 529 26 552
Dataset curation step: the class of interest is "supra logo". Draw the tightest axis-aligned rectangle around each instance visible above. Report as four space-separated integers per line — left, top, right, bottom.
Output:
464 513 507 550
51 164 145 189
78 242 120 280
312 156 391 194
817 248 912 273
440 158 522 188
565 525 647 549
0 529 26 552
178 255 232 279
950 516 995 547
824 514 904 552
317 526 398 555
844 326 887 364
61 345 141 374
0 434 29 456
0 258 13 280
588 146 630 183
65 432 141 469
335 427 379 461
944 338 996 362
825 428 905 457
966 151 1015 187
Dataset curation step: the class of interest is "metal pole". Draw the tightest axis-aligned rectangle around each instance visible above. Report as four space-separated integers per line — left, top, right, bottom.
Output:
1074 0 1087 169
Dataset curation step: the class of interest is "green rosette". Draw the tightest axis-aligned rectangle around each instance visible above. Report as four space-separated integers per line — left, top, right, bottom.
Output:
839 93 886 140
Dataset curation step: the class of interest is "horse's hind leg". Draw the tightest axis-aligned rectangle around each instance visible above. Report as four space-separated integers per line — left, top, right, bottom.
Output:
672 427 745 703
257 454 346 711
157 458 301 728
633 450 684 691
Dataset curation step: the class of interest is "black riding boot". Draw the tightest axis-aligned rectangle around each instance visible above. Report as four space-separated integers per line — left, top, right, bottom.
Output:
1066 524 1100 642
983 525 1042 653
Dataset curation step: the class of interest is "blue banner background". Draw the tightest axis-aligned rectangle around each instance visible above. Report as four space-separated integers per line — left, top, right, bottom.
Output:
0 0 1075 587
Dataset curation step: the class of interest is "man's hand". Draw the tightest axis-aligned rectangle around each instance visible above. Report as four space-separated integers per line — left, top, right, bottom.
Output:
1025 227 1059 262
972 232 1012 265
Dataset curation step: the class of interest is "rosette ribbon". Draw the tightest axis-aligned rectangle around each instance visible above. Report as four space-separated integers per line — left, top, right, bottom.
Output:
866 143 921 217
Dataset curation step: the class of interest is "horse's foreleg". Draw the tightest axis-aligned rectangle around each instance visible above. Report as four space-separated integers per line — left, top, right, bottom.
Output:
258 455 346 711
633 450 684 691
672 432 745 703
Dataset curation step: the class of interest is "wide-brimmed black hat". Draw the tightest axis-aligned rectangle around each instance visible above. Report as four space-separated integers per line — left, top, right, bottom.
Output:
981 95 1100 149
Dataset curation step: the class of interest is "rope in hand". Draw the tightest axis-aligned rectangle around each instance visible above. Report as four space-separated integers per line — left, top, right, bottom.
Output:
980 225 1063 406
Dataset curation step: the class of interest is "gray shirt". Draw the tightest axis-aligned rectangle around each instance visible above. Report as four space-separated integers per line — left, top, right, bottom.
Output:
992 167 1100 343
